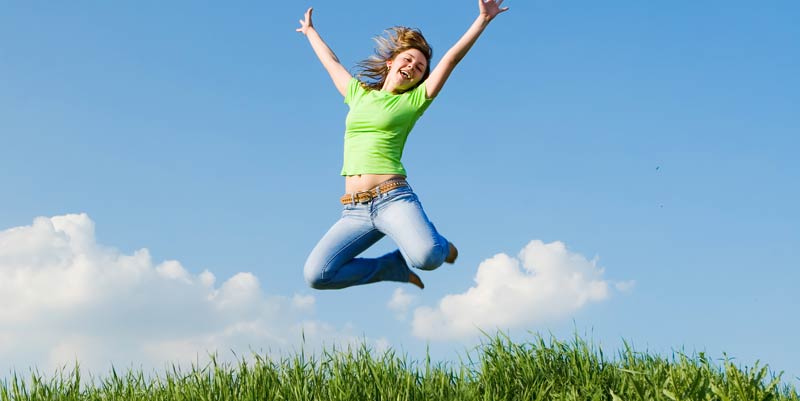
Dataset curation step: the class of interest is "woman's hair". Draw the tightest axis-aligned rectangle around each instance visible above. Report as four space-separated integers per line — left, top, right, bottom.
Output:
356 26 433 92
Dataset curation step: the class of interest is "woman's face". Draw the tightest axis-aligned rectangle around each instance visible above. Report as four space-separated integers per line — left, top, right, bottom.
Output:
386 48 428 91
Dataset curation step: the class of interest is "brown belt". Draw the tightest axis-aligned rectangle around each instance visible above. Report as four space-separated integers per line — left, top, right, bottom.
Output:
340 179 409 205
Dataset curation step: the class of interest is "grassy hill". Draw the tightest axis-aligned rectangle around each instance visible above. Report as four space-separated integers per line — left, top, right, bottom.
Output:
2 334 797 400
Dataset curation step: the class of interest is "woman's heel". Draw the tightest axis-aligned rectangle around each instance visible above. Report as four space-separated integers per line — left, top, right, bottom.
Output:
409 271 425 289
445 242 458 264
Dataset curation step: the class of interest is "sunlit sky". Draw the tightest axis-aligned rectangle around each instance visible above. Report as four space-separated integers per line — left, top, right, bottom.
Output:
1 1 798 382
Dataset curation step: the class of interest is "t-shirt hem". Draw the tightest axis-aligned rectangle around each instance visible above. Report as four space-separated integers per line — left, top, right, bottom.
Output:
340 170 408 176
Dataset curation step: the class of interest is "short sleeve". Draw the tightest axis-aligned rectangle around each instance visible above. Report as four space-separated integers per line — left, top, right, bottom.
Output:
344 78 364 105
406 81 434 113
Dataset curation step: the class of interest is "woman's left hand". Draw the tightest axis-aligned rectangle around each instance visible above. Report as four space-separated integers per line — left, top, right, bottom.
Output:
479 0 509 21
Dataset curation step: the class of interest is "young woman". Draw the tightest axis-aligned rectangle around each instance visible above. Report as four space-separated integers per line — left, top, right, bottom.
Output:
298 0 509 290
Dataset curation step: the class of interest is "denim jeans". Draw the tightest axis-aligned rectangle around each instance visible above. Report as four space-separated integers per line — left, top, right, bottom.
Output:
304 185 449 289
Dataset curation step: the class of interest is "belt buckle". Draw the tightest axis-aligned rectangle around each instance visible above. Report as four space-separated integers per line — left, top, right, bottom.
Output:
354 190 373 204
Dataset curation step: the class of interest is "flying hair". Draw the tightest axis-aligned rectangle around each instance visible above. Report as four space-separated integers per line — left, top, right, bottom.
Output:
355 26 433 92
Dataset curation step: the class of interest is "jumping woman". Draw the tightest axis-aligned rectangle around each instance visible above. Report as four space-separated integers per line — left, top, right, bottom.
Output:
298 0 509 290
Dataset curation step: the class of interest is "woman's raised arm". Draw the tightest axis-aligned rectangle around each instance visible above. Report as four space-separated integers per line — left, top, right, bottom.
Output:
297 7 352 97
425 0 509 99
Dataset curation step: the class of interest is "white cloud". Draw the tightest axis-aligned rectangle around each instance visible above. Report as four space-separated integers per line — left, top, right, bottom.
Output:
292 294 315 312
374 337 391 354
411 240 628 340
0 214 373 374
615 280 636 293
387 288 417 320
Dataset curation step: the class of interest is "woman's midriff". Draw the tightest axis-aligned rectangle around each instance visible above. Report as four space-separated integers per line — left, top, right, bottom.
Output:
345 174 406 193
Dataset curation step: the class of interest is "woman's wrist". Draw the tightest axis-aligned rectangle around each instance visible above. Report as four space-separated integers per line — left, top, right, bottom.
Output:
304 26 317 37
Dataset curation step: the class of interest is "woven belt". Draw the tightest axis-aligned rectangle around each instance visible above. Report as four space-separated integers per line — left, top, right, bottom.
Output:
340 179 409 205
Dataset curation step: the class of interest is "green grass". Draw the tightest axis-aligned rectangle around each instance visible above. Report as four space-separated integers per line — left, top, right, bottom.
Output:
2 333 797 400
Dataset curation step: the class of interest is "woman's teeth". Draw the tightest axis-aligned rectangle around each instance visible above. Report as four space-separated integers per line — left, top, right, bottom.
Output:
400 71 411 79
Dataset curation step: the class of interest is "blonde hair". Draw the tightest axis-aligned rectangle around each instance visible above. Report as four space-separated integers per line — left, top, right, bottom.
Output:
356 26 433 92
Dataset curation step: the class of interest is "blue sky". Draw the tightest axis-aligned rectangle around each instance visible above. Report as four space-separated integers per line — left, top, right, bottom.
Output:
1 0 798 382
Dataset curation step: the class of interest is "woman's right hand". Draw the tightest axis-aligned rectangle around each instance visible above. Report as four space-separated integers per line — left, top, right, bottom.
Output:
296 7 314 35
296 6 351 97
479 0 509 22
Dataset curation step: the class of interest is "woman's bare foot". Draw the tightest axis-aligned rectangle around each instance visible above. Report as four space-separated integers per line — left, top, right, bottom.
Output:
445 242 458 264
409 271 424 289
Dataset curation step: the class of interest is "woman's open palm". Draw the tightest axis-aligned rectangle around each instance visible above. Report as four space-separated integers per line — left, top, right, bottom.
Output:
479 0 509 20
296 7 313 35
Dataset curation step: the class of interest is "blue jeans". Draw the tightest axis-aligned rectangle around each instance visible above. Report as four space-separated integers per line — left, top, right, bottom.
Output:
304 185 450 289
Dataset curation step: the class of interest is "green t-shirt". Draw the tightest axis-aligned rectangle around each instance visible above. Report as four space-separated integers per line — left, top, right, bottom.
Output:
341 78 433 176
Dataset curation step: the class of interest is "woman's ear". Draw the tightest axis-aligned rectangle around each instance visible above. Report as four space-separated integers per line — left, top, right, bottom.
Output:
386 60 392 70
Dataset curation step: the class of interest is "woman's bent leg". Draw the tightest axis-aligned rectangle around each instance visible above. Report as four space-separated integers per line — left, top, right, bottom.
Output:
374 190 450 271
304 207 414 289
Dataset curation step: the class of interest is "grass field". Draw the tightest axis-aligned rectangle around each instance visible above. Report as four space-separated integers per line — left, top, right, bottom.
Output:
2 334 797 400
